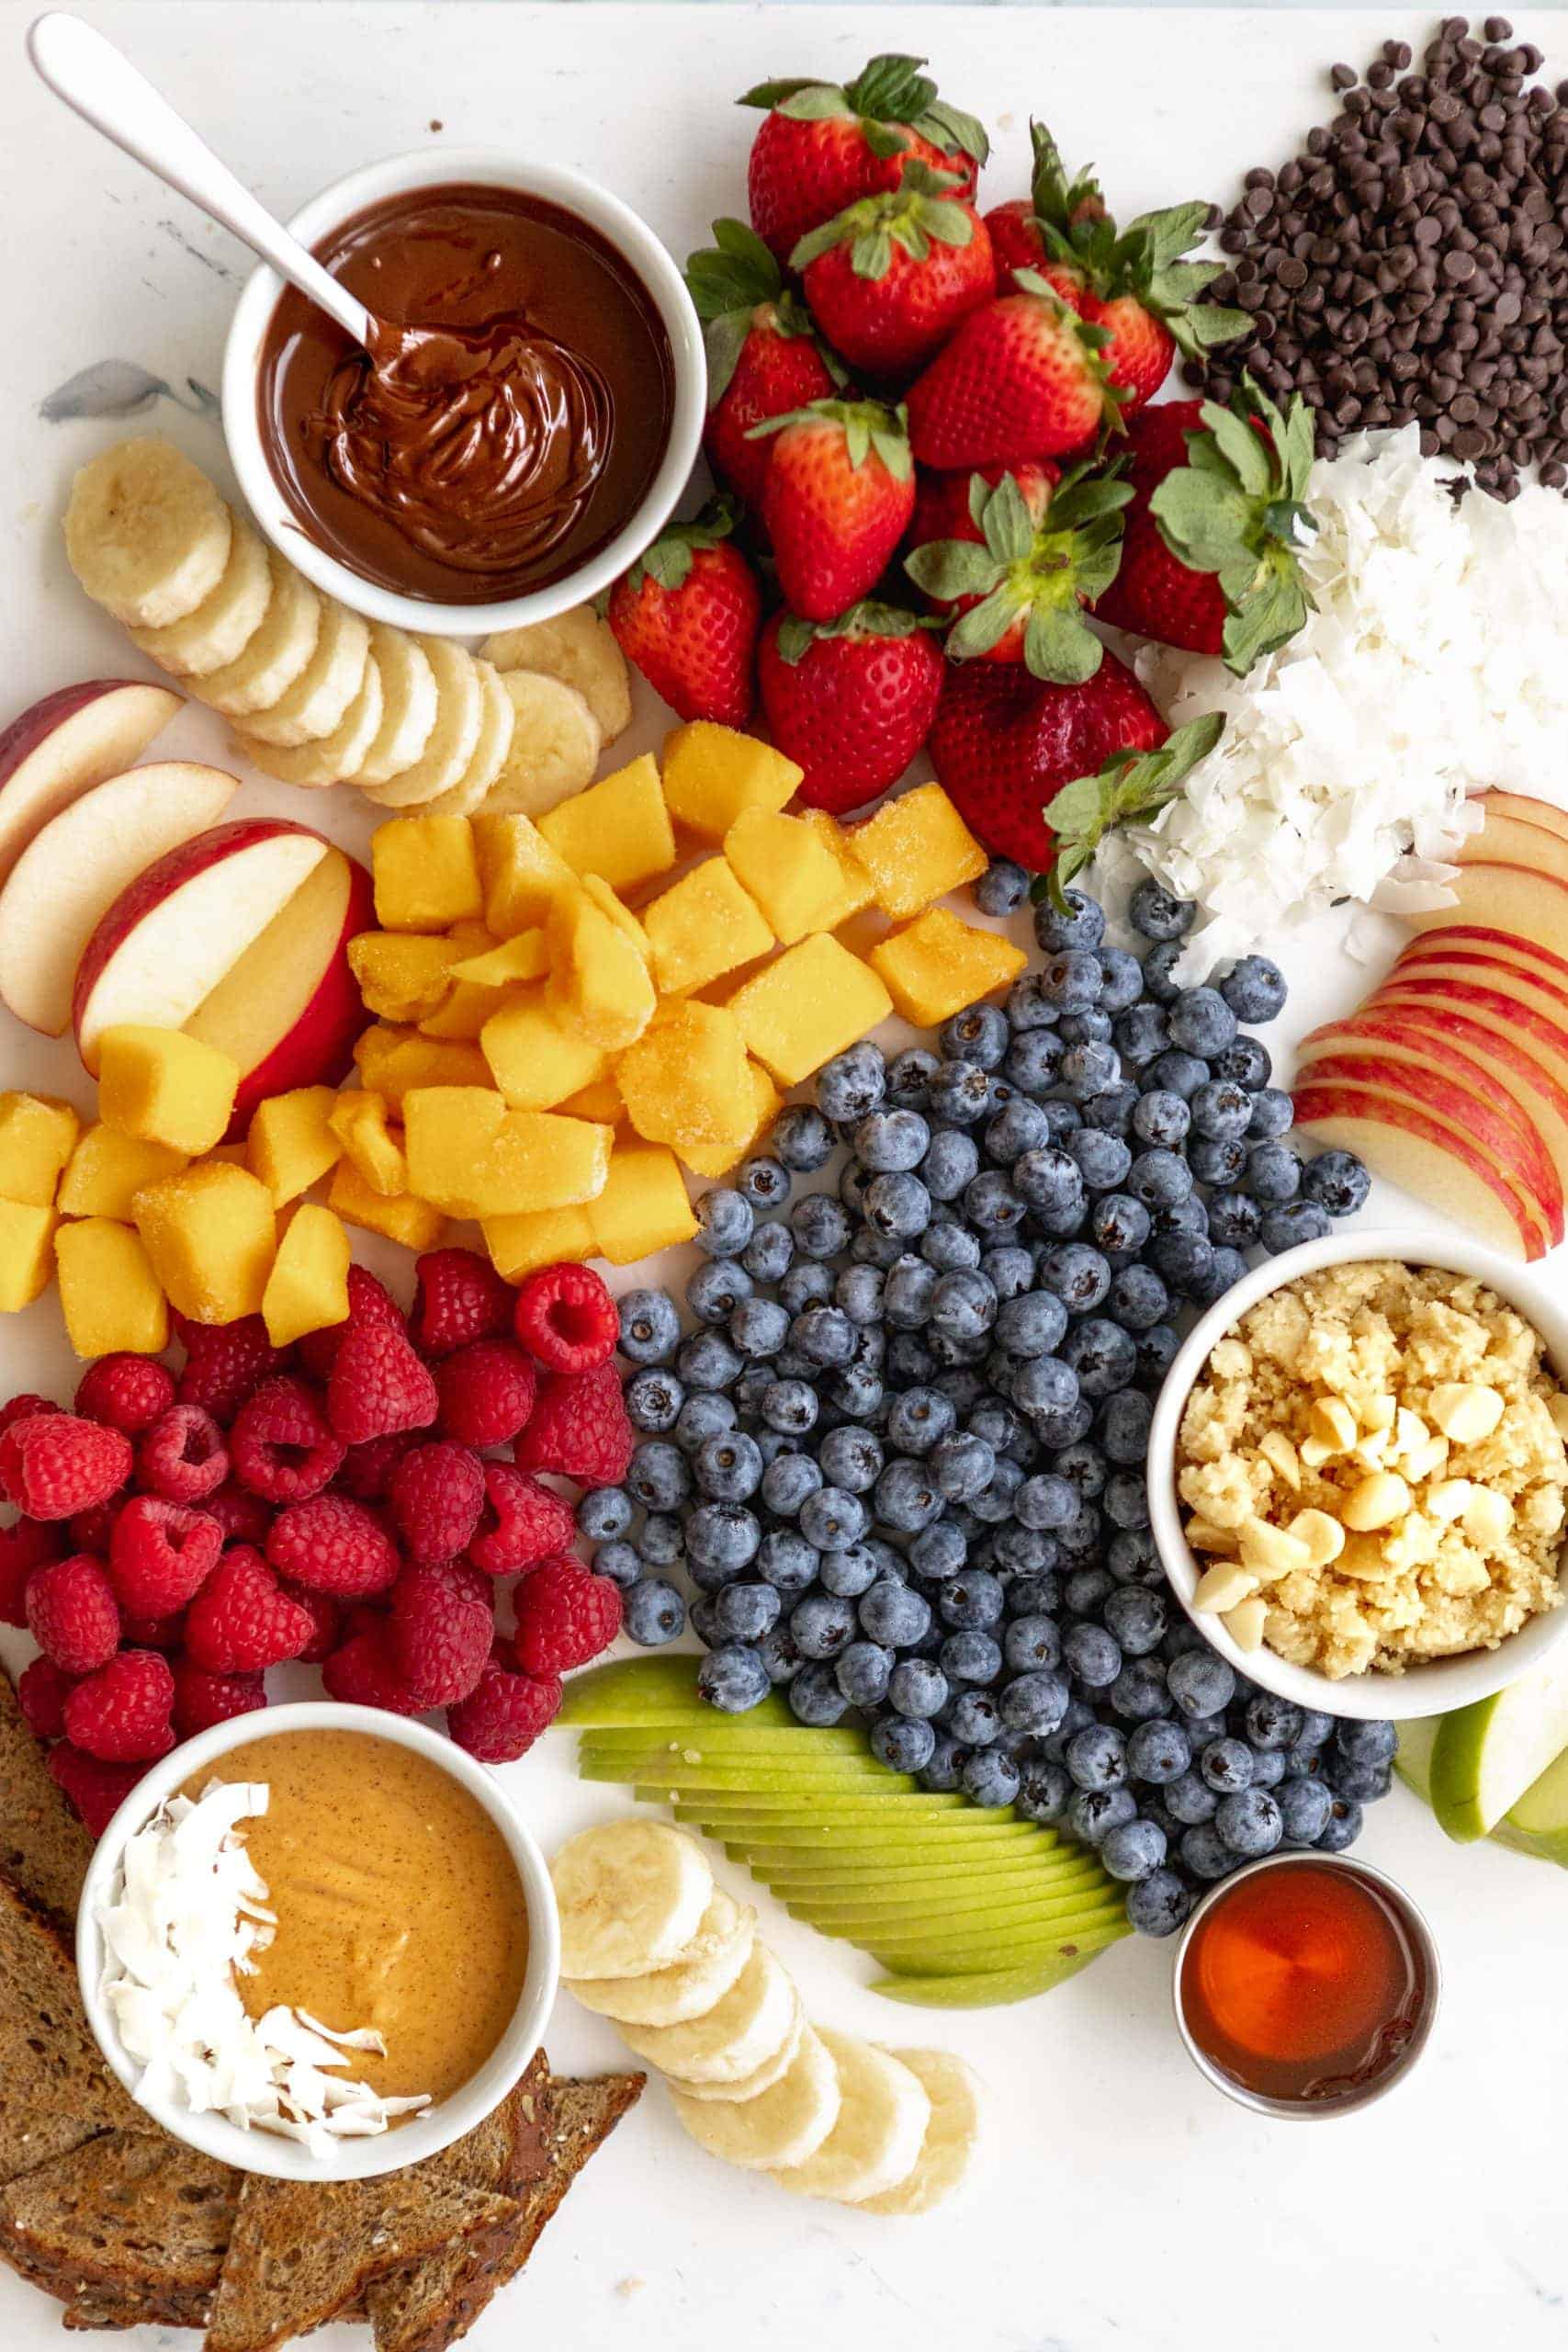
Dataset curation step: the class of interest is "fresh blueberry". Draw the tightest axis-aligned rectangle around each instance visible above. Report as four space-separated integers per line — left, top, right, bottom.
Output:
1039 947 1104 1014
1148 1049 1210 1102
760 1378 818 1436
788 1590 857 1661
728 1295 791 1361
1098 1390 1152 1464
1061 1040 1122 1102
1220 954 1287 1023
1066 1724 1128 1790
1013 1148 1086 1218
835 1638 894 1707
621 1577 686 1647
635 1512 684 1567
1040 1242 1112 1315
1126 1717 1191 1784
1006 971 1062 1033
961 1747 1020 1807
741 1221 795 1284
1301 1148 1371 1216
1126 1148 1193 1213
814 1040 886 1123
1068 1127 1133 1191
1016 1759 1072 1824
929 1057 994 1125
711 1580 782 1644
1101 1816 1168 1882
1113 1002 1171 1068
1215 1787 1283 1858
986 1098 1053 1165
1059 1318 1136 1396
1201 1736 1255 1793
577 1487 634 1543
789 1305 857 1369
627 1440 691 1511
1247 1086 1294 1140
1032 887 1105 954
678 1329 743 1392
982 1244 1036 1303
1109 1658 1169 1720
975 857 1028 916
592 1540 642 1589
818 1544 880 1599
788 1661 850 1725
1061 1012 1115 1054
685 1503 761 1578
1167 1650 1237 1719
931 1430 996 1502
883 1386 954 1458
938 1569 1005 1630
626 1368 684 1432
756 1530 821 1596
1166 1768 1219 1826
930 1269 998 1341
1168 987 1237 1057
941 1630 1002 1686
1205 1191 1262 1250
798 1486 868 1552
887 1657 949 1720
1132 1090 1191 1149
941 1002 1010 1069
872 1714 937 1772
738 1154 791 1212
949 1689 1001 1746
883 1047 938 1111
1336 1720 1398 1766
863 1170 932 1240
1129 879 1195 941
1090 1195 1153 1266
1126 1866 1193 1934
999 1669 1070 1736
771 1103 835 1171
686 1261 751 1326
617 1286 682 1365
789 1191 852 1259
696 1186 754 1256
818 1425 884 1494
1004 1029 1066 1096
1014 1472 1076 1532
963 1170 1027 1237
1098 945 1145 1012
874 1457 944 1533
853 1108 931 1173
698 1644 771 1712
1003 1613 1062 1673
1138 939 1184 1002
1150 1230 1215 1296
1010 1354 1080 1421
694 1430 763 1502
1068 1787 1138 1846
1261 1203 1333 1252
1247 1141 1303 1204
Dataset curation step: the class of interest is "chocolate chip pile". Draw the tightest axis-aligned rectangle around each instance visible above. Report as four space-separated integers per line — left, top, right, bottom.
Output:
1190 16 1568 499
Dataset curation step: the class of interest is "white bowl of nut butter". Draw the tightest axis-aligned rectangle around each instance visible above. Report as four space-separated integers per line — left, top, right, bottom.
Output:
77 1702 559 2178
1147 1229 1568 1721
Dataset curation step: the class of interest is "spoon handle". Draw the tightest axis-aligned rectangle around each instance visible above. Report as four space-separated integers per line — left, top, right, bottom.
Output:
28 11 373 347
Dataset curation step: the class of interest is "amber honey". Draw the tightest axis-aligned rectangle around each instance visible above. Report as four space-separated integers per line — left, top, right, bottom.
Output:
1178 1859 1431 2109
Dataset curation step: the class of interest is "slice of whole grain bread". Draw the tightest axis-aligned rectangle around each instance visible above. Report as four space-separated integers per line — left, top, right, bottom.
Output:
0 1665 93 1933
0 1875 142 2188
0 2127 239 2331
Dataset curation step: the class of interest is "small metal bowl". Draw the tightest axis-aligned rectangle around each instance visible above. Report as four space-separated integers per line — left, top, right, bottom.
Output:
1171 1851 1441 2120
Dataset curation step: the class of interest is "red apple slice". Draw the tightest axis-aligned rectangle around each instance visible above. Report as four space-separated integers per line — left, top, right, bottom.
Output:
1373 978 1568 1137
183 846 372 1132
1481 791 1568 847
0 680 183 888
73 818 331 1074
1388 950 1568 1039
0 762 238 1035
1294 1048 1563 1235
1405 860 1568 940
1399 922 1568 989
1291 1083 1548 1259
1460 806 1568 884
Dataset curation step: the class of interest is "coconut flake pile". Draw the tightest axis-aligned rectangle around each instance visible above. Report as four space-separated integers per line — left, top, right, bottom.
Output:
97 1779 429 2158
1114 424 1568 980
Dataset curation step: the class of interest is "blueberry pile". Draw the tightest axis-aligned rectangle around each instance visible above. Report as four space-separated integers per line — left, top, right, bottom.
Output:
586 878 1393 1935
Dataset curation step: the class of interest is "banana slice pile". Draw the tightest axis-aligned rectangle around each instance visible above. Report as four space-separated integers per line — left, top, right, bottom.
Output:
552 1821 983 2213
62 437 630 815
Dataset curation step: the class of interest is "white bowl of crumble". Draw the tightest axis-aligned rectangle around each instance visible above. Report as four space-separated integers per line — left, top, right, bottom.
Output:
1146 1230 1568 1720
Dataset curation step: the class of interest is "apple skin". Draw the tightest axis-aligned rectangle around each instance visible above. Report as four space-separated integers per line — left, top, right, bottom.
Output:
1291 1082 1549 1259
225 852 372 1135
1407 858 1568 936
0 678 183 886
1396 942 1568 1023
1459 808 1568 887
1303 1005 1568 1193
1483 790 1568 848
1404 922 1568 986
1296 1047 1563 1231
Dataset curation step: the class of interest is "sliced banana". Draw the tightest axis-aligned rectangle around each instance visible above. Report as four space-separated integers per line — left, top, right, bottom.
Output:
360 639 484 808
623 1942 796 2086
860 2049 985 2215
478 670 602 817
671 2024 840 2173
483 606 632 743
238 598 370 747
131 510 271 675
195 554 321 717
64 436 232 628
551 1821 713 1981
420 660 516 817
236 653 384 787
566 1889 754 2027
768 2031 931 2203
670 2002 805 2105
355 626 439 786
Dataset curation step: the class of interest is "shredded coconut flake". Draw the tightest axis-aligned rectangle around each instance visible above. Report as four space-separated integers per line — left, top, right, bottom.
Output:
1117 425 1568 979
97 1779 430 2158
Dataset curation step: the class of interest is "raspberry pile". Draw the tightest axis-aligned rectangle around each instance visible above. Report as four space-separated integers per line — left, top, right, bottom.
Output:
4 1252 631 1832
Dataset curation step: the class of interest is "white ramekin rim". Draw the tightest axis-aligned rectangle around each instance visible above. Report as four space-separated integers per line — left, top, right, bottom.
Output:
77 1700 559 2180
220 145 706 636
1145 1226 1568 1722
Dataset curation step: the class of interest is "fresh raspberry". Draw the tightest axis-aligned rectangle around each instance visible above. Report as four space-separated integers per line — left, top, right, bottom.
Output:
390 1557 493 1708
120 1610 186 1651
107 1496 222 1618
231 1379 344 1504
467 1463 576 1577
266 1495 400 1598
297 1268 407 1381
206 1482 274 1548
448 1653 562 1761
67 1500 122 1555
47 1744 146 1838
17 1656 75 1740
62 1650 176 1764
321 1621 424 1713
172 1659 267 1740
184 1547 317 1671
0 1413 132 1521
328 1321 438 1447
434 1340 536 1449
333 1430 417 1502
75 1356 177 1436
389 1442 484 1564
26 1554 121 1674
512 1555 622 1675
513 1262 619 1374
176 1317 285 1421
0 1395 56 1441
136 1406 229 1505
512 1364 633 1487
278 1583 341 1663
0 1519 62 1625
412 1248 513 1359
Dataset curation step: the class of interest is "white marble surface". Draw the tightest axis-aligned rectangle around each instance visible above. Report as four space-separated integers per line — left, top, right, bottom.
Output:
0 6 1565 2347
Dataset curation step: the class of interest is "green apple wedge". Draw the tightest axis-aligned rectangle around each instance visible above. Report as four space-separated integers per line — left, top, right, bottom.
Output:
1428 1660 1568 1841
576 1725 870 1757
809 1889 1127 1941
875 1939 1126 2007
579 1757 898 1792
780 1866 1111 1924
864 1917 1131 1976
1400 1708 1568 1864
557 1656 748 1723
748 1860 1074 1895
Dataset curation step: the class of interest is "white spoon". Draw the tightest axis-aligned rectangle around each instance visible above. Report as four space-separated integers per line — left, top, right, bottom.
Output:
27 10 376 348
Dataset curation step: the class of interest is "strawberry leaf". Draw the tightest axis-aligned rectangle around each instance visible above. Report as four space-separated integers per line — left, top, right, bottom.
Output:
1042 713 1224 909
685 219 783 318
918 96 990 165
625 494 740 594
776 599 933 663
944 585 1023 660
847 52 939 120
1024 605 1104 684
979 474 1037 565
738 75 846 111
905 539 1000 600
1147 378 1318 674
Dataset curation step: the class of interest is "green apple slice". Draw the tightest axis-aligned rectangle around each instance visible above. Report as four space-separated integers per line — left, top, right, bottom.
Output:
558 1656 733 1723
577 1740 891 1780
1429 1661 1568 1841
828 1889 1125 1940
874 1941 1122 2007
667 1791 984 1818
581 1724 869 1756
718 1819 1043 1849
1393 1718 1438 1804
580 1758 901 1792
783 1866 1111 1922
865 1917 1129 1974
1504 1742 1568 1863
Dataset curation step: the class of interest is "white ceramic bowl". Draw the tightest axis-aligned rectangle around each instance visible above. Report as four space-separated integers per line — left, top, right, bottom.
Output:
1146 1227 1568 1722
77 1702 559 2180
222 146 705 635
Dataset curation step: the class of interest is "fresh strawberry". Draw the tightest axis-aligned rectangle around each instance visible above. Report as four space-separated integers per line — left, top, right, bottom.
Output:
983 122 1248 417
1095 382 1315 673
908 456 1058 548
905 280 1119 470
739 51 988 264
685 220 840 503
1034 716 1225 910
905 460 1130 680
757 603 942 814
927 650 1168 868
756 401 916 622
792 164 995 379
606 500 761 725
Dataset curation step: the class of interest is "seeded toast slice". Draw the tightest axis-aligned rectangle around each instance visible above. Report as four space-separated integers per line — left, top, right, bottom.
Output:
0 1874 142 2189
0 2126 239 2330
0 1664 93 1933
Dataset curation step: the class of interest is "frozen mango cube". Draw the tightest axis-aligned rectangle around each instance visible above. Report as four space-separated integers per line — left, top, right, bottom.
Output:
403 1089 612 1217
352 1027 491 1107
617 1001 754 1153
327 1157 445 1250
246 1086 343 1205
55 1218 167 1356
416 978 498 1042
580 876 653 965
372 817 482 932
131 1160 276 1325
0 1201 58 1310
849 783 987 919
98 1026 240 1157
728 935 893 1086
348 933 461 1023
262 1203 351 1347
472 815 578 938
869 906 1030 1026
328 1091 408 1197
481 1202 596 1282
661 723 802 840
588 1142 697 1265
57 1125 187 1222
538 754 675 892
546 892 656 1051
724 808 842 944
680 1059 783 1182
481 988 608 1110
448 930 549 988
798 809 876 928
643 858 774 997
0 1093 81 1208
559 1074 624 1124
